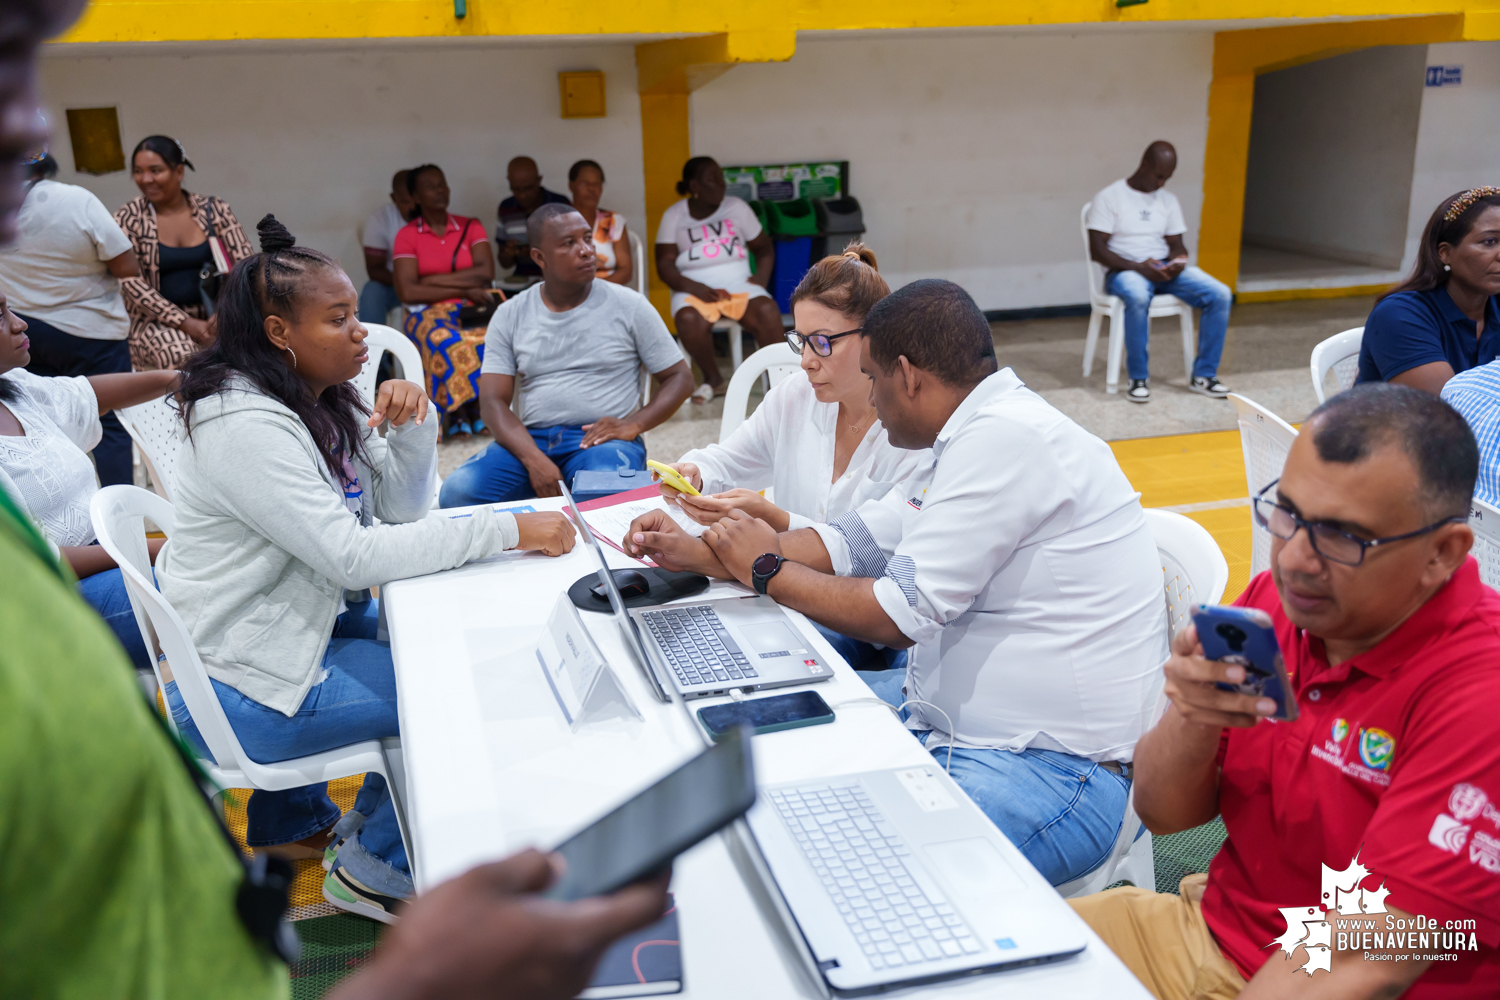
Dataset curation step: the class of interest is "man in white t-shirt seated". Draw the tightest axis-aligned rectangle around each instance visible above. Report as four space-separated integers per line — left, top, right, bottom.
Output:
655 156 786 404
0 151 140 488
358 168 414 323
439 204 694 507
1087 141 1233 404
621 279 1170 887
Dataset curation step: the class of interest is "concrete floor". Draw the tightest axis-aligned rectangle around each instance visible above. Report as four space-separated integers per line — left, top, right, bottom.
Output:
434 295 1375 476
1236 244 1403 295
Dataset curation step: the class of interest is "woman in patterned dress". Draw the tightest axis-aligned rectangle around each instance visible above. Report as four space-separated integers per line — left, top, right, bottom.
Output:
114 135 253 371
567 159 634 288
391 164 498 438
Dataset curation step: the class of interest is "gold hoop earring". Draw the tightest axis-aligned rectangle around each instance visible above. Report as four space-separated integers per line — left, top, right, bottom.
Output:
286 348 297 369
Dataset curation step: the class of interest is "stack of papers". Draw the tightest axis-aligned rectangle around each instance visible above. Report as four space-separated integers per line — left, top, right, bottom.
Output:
580 495 706 564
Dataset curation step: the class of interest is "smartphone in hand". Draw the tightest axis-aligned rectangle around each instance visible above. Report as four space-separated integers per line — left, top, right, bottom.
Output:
1193 605 1298 722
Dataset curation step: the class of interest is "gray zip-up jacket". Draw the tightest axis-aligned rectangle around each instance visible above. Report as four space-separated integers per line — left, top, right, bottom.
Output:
156 381 518 716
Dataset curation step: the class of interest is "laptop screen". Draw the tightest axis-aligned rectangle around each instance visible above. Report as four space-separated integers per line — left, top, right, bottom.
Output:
560 482 666 698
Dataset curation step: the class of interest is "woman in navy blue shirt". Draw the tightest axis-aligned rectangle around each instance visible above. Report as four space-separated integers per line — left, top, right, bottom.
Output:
1358 187 1500 394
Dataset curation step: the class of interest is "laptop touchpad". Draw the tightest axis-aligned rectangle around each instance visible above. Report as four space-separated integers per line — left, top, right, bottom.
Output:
738 621 808 659
924 838 1025 900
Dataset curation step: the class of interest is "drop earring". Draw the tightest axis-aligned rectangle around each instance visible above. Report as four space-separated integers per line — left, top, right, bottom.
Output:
286 348 297 369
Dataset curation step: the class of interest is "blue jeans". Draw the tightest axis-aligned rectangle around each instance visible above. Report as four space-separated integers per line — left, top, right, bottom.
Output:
861 668 1131 887
359 280 402 324
164 599 411 897
813 621 907 672
439 425 647 507
21 313 133 487
77 567 151 672
1105 266 1232 382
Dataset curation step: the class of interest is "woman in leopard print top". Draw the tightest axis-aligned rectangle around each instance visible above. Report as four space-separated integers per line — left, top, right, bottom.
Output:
114 136 253 371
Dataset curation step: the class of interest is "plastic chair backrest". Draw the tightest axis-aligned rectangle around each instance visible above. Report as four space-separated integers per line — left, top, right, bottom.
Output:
1080 202 1108 303
1310 326 1364 404
115 395 183 502
628 229 648 298
89 486 248 771
353 323 425 410
1469 498 1500 592
1229 393 1299 579
1143 508 1230 640
720 343 804 441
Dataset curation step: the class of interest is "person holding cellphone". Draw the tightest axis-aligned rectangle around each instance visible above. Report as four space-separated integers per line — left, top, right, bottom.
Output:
1086 141 1233 404
655 244 927 669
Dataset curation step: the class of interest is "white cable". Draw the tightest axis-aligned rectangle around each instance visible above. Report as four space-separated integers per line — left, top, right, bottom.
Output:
833 696 956 774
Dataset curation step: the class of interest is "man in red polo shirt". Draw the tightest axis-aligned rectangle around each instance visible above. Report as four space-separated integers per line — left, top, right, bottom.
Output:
1070 382 1500 999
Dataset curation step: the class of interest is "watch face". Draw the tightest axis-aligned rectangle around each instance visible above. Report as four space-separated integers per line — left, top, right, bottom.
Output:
752 553 781 576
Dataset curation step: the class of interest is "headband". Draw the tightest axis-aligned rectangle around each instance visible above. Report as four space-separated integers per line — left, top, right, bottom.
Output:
1444 186 1500 223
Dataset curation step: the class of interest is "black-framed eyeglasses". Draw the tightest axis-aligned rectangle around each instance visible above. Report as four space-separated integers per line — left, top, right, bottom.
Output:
1252 478 1463 567
786 327 862 358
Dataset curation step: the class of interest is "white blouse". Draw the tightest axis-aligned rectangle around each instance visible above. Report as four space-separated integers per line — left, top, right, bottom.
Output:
679 373 929 530
0 369 102 548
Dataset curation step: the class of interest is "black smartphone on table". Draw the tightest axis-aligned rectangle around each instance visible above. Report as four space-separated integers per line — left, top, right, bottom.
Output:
697 691 835 741
543 726 757 900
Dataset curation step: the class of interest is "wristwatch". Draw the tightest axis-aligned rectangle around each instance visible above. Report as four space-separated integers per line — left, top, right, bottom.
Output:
751 552 786 595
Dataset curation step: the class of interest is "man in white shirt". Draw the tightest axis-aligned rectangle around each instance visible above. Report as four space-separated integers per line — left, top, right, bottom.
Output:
1087 141 1233 404
359 168 414 323
0 152 140 486
624 279 1170 886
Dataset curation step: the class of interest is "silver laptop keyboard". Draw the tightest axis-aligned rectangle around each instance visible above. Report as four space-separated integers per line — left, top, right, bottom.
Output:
769 783 982 969
639 605 759 687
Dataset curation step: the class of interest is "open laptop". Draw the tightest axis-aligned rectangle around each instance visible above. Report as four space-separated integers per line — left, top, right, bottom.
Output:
744 764 1088 996
561 483 833 702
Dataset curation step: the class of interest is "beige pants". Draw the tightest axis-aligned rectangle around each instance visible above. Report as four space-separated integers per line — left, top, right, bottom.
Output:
1068 874 1247 1000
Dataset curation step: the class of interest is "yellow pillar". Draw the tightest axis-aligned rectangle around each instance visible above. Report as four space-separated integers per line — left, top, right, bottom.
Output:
636 31 796 322
1197 15 1466 291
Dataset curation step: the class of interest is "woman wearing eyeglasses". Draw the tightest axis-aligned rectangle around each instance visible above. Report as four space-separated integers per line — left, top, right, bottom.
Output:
655 246 928 667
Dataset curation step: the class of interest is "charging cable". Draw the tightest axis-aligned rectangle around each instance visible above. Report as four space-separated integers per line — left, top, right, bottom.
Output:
833 696 956 774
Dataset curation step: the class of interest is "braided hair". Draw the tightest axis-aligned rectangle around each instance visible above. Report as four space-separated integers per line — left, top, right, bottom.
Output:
177 215 371 481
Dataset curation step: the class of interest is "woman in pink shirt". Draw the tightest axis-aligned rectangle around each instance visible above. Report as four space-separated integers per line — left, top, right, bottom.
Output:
392 163 497 437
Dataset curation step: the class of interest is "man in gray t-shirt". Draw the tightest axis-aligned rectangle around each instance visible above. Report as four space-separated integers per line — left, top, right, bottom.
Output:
439 204 693 506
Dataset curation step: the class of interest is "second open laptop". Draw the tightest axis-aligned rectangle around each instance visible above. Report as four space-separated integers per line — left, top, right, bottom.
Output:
562 482 834 702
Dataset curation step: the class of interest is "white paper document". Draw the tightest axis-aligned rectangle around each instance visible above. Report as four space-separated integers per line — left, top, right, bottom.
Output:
580 496 707 562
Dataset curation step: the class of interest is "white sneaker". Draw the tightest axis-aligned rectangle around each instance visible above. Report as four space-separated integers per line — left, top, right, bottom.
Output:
1189 376 1231 399
1126 379 1151 403
690 382 715 405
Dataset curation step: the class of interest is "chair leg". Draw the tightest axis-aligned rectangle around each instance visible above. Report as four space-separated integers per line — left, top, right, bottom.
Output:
1181 308 1196 382
729 321 744 372
1083 310 1103 377
1105 307 1124 394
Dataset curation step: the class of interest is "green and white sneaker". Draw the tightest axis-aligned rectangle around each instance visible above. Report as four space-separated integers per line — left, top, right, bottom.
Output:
323 866 402 925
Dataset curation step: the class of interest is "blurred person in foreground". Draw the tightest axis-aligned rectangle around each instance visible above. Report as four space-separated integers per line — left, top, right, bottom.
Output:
0 1 669 996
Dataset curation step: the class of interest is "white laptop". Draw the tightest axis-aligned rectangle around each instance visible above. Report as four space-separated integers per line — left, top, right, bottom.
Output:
562 483 834 702
745 764 1088 995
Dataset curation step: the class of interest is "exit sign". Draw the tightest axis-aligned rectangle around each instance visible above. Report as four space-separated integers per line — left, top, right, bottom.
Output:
1426 65 1462 87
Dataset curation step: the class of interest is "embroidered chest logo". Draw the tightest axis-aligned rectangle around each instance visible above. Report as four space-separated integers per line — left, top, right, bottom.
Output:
1309 720 1395 787
907 487 927 511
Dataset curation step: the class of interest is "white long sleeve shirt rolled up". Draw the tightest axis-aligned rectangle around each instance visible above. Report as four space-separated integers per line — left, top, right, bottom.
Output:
810 369 1168 762
679 373 929 529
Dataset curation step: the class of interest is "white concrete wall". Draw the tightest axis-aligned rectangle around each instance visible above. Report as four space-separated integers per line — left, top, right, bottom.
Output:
1402 41 1500 275
1242 45 1426 270
36 40 646 283
689 29 1215 312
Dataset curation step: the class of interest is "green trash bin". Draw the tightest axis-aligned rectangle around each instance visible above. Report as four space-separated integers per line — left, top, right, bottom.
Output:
764 197 819 237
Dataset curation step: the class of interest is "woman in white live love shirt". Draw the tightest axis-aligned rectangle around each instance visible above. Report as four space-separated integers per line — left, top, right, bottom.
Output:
655 156 789 404
656 245 928 669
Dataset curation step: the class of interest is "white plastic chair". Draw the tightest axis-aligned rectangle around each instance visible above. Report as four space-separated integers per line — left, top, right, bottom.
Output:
628 229 647 298
1310 326 1364 404
1469 498 1500 592
354 323 425 410
1080 203 1196 394
717 319 749 373
1229 393 1299 580
116 395 182 503
89 485 414 873
719 343 803 441
1056 509 1228 898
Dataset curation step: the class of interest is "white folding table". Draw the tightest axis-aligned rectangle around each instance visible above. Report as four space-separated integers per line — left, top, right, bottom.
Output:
383 497 1149 998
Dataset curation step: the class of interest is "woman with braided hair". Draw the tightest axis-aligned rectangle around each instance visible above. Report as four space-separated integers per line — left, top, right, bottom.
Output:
156 214 576 922
1357 186 1500 393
